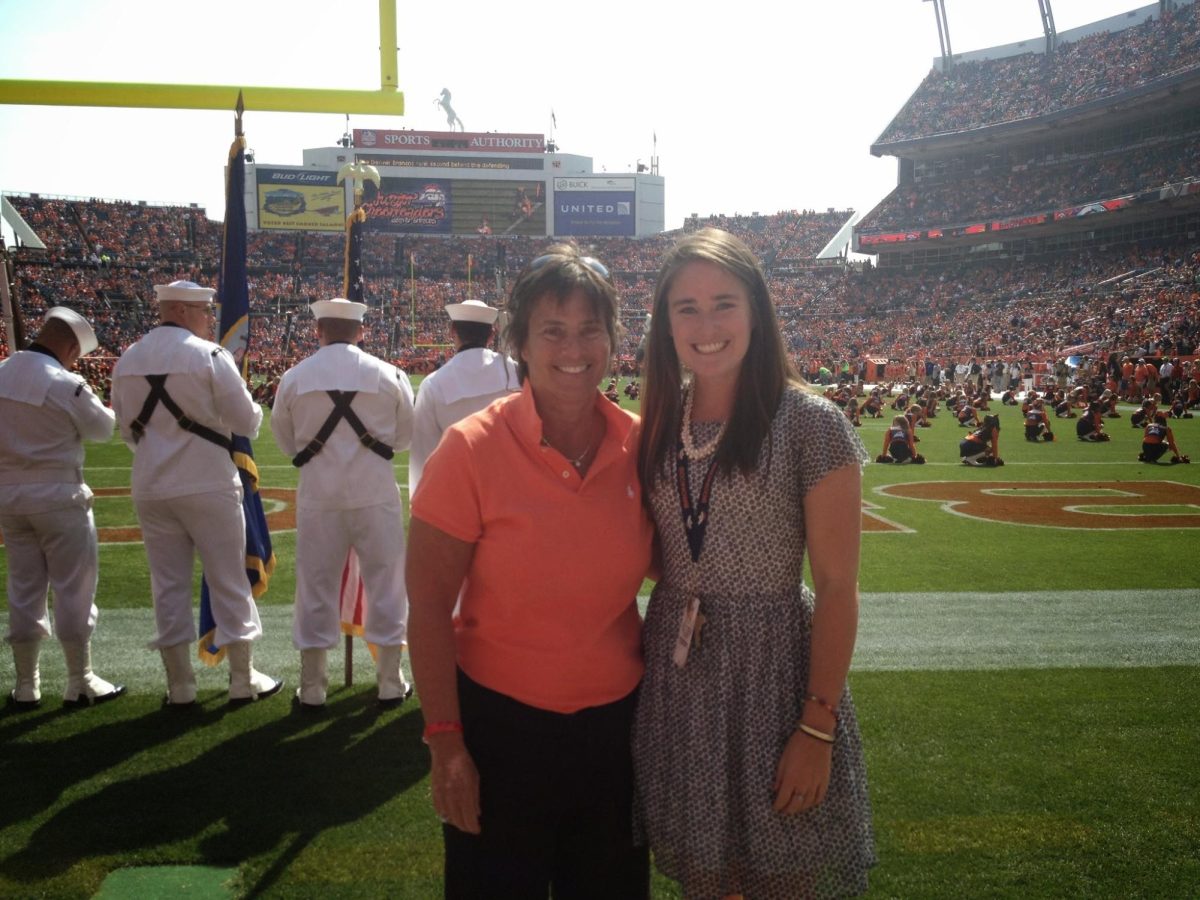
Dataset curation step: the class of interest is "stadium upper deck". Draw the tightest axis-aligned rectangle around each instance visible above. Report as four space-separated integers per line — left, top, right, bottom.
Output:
856 0 1200 264
872 0 1200 154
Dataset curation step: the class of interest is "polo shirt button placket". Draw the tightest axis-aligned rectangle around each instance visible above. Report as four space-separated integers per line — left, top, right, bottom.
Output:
562 470 570 478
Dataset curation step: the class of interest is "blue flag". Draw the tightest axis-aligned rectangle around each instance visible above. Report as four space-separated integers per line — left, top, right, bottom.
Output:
198 133 276 666
344 206 366 303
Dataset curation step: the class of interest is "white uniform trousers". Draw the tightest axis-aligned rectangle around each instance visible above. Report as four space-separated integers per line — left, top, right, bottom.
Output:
1 502 99 643
293 498 407 649
135 487 263 649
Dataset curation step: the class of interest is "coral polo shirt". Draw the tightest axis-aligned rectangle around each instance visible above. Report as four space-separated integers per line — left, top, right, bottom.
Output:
411 381 652 714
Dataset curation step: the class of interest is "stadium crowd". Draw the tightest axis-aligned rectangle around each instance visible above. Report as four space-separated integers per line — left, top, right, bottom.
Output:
875 0 1200 145
3 195 1197 407
861 131 1200 232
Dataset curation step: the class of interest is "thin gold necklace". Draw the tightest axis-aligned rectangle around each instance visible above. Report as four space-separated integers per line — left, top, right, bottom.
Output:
541 432 596 469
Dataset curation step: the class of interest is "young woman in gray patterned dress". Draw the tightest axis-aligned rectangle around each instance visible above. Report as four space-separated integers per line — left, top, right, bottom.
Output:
635 229 876 899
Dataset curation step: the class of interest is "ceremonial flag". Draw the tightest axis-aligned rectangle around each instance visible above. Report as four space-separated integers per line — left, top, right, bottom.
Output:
344 206 366 303
197 131 276 666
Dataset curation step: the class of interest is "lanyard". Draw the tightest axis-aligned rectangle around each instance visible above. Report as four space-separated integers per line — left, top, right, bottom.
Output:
675 443 721 564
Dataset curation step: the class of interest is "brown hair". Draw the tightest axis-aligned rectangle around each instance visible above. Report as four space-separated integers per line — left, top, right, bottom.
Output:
638 228 797 490
503 244 620 385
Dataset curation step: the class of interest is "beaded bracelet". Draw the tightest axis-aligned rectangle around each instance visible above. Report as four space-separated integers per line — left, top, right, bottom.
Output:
422 721 464 743
796 722 836 744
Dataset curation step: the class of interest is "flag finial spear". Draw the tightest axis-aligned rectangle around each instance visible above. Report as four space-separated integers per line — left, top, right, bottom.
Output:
235 90 245 137
337 161 381 210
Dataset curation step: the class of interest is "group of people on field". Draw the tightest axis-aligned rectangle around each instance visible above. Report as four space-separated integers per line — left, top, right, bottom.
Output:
846 376 1192 469
2 229 877 898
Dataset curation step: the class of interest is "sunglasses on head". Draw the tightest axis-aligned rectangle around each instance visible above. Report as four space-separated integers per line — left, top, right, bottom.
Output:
528 253 611 281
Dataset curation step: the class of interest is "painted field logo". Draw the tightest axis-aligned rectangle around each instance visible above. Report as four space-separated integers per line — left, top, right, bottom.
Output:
878 481 1200 530
0 487 299 545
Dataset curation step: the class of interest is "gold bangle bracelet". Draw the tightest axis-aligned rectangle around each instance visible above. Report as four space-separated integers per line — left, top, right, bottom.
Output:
797 722 836 744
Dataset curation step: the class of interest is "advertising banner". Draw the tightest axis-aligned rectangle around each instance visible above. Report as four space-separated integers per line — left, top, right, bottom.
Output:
858 230 923 246
554 176 636 192
554 190 636 236
363 177 546 235
354 129 545 154
256 168 344 232
1052 197 1133 221
357 154 544 171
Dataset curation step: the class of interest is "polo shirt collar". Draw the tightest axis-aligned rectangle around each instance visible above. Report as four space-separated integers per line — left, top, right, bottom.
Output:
505 379 638 468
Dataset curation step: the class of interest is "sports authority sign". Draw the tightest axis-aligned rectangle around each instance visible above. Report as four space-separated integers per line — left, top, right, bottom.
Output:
353 129 545 154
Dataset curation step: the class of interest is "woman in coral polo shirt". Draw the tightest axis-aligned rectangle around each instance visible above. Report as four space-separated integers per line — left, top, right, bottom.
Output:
406 246 653 898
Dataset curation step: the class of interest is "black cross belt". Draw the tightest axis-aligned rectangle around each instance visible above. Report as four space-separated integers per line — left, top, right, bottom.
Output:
130 374 233 455
291 390 394 467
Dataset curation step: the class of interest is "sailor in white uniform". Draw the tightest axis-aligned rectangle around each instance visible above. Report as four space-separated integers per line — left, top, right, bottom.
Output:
112 280 281 706
270 297 415 707
408 298 518 496
0 307 125 709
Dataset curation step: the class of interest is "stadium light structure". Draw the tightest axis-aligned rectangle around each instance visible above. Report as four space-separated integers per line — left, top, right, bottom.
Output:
1038 0 1058 56
0 0 403 117
923 0 953 70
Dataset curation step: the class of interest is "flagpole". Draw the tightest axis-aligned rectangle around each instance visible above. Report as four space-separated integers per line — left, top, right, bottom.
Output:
200 89 277 667
335 160 380 688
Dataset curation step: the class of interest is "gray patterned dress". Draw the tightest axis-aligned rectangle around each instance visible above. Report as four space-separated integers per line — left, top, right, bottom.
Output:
633 386 876 899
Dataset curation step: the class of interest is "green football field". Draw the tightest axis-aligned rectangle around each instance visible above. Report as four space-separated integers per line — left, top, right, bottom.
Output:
1 382 1198 898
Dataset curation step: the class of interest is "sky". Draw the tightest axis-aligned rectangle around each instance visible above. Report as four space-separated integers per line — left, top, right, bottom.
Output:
0 0 1153 237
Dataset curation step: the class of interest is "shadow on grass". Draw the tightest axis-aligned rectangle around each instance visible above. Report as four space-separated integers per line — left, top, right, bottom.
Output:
0 690 427 894
0 697 218 832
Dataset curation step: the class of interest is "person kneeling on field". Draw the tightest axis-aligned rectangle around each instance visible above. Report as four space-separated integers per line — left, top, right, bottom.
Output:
1138 412 1190 464
877 415 925 464
960 414 1003 467
1076 401 1111 442
1099 389 1121 417
1023 395 1054 442
1131 398 1157 429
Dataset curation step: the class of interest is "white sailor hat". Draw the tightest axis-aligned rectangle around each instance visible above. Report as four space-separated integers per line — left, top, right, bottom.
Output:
43 306 99 356
153 280 216 304
310 297 368 322
445 299 498 325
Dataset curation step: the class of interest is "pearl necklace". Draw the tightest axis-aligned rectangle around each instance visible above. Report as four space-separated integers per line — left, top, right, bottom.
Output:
680 386 726 459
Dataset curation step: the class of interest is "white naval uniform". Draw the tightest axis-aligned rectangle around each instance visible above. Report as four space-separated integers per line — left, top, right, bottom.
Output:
270 342 415 649
0 348 116 643
408 346 518 496
111 323 265 650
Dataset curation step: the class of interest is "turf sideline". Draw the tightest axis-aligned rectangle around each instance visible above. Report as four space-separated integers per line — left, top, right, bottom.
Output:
2 590 1196 693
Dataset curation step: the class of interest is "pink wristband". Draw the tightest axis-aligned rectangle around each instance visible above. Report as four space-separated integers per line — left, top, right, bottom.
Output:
422 721 464 743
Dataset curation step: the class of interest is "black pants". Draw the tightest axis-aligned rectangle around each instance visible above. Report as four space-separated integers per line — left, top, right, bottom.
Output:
1141 442 1168 463
444 670 649 899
